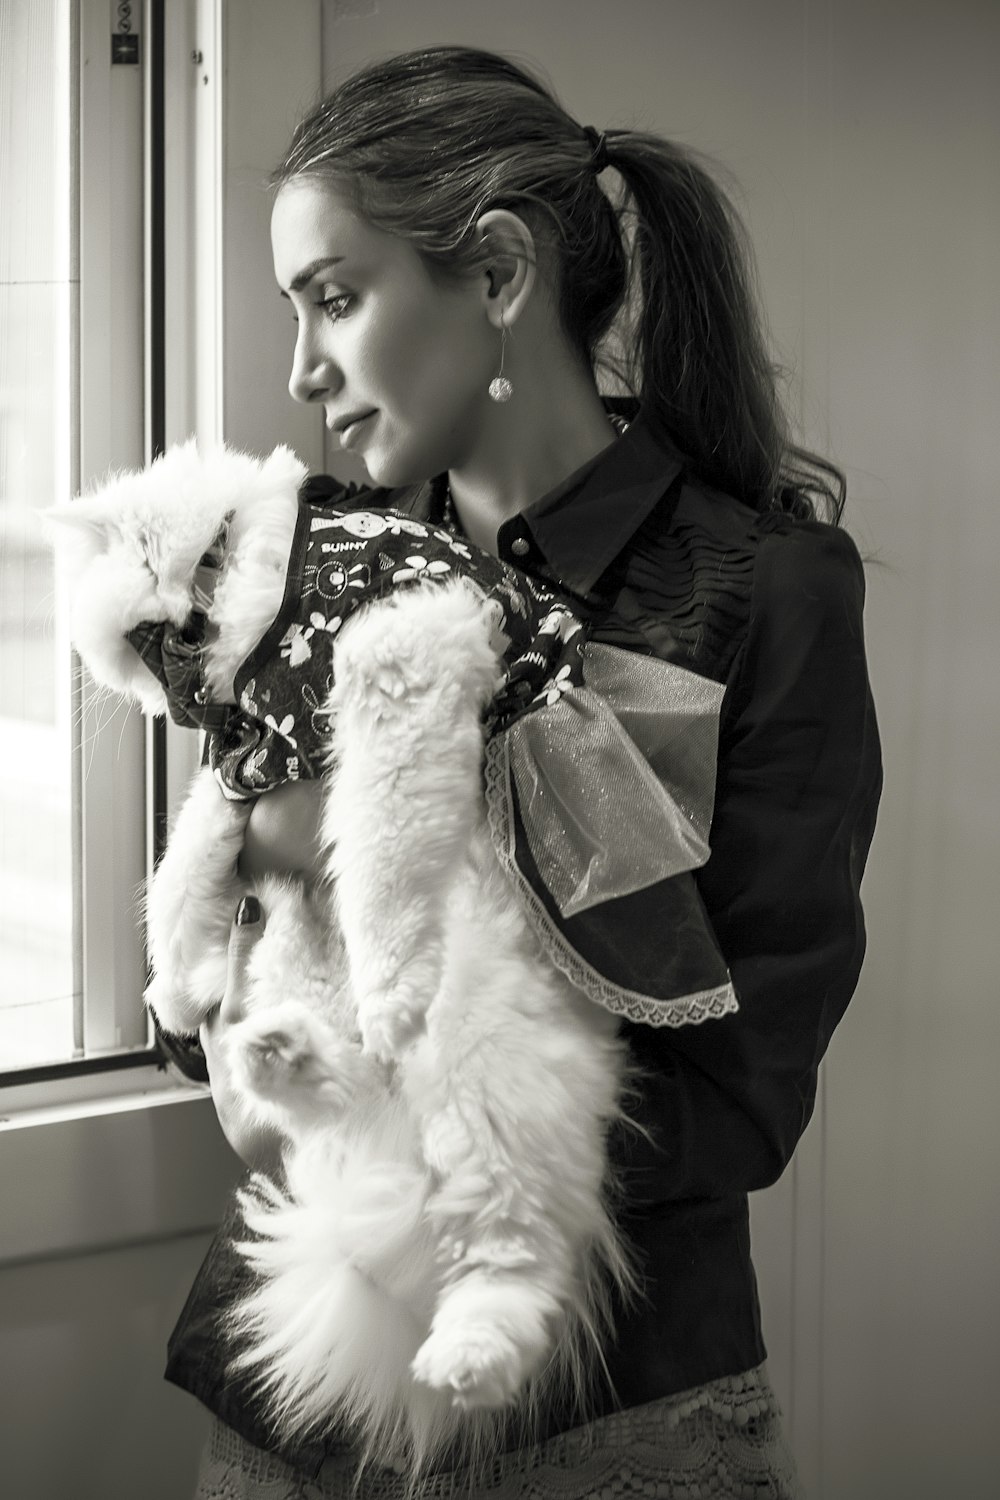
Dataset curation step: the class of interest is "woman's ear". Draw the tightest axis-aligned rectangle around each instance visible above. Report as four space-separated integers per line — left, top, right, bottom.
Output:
474 209 537 330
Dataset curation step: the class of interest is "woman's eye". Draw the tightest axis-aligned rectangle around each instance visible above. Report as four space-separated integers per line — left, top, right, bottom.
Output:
285 289 354 327
317 291 353 322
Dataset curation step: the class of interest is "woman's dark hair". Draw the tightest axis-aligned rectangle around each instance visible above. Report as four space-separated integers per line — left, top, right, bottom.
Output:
274 47 843 522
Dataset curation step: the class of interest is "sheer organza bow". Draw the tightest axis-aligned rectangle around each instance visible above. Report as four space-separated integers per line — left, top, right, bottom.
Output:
496 644 725 918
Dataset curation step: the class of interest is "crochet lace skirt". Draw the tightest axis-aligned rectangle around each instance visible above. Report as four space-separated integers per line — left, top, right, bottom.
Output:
192 1364 804 1500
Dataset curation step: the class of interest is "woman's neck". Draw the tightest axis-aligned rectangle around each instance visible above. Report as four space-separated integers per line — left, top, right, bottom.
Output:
446 358 617 555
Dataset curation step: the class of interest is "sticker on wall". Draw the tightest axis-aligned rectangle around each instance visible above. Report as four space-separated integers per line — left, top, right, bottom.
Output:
111 1 139 65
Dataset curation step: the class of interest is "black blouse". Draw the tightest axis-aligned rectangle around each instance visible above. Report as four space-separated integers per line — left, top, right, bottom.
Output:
163 408 882 1475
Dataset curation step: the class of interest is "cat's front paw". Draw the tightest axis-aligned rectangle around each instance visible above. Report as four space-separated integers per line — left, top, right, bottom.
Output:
144 971 213 1037
358 992 427 1062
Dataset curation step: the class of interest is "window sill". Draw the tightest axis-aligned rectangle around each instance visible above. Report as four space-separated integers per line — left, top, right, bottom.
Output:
0 1063 241 1267
0 1054 200 1126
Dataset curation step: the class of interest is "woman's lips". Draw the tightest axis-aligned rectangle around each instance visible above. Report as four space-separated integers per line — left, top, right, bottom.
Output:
337 411 376 449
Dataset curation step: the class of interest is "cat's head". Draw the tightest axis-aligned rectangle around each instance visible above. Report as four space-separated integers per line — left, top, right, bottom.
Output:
46 439 307 713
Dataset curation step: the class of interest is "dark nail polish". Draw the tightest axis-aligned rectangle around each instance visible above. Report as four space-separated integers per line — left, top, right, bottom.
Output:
236 895 261 925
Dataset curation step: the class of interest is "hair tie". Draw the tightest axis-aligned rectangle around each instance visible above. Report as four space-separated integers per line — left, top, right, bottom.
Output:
582 125 609 174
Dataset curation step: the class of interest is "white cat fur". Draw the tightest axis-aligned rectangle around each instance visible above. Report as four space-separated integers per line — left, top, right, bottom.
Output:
47 439 305 713
49 442 632 1472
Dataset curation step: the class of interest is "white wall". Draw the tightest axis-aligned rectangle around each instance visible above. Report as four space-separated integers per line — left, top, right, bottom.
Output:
0 1232 217 1499
805 6 999 1496
314 3 997 1496
221 0 327 467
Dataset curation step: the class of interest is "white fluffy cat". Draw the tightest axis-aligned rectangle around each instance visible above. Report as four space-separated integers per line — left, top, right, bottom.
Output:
48 440 631 1472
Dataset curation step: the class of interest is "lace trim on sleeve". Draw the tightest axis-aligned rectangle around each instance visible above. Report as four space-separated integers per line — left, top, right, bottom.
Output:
483 736 737 1028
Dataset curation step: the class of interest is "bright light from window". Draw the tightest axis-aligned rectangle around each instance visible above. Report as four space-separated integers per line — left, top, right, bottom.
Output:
0 0 78 1067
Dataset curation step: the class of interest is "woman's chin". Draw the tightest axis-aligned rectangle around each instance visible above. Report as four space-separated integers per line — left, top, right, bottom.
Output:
360 450 434 491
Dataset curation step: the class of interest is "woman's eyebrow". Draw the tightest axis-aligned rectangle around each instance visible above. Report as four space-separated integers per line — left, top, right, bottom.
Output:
280 255 345 295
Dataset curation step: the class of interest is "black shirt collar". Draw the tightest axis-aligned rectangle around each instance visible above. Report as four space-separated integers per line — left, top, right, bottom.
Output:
394 403 685 596
514 406 684 594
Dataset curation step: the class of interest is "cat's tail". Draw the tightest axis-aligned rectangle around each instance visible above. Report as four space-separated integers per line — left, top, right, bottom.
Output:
225 1058 638 1478
227 1106 481 1472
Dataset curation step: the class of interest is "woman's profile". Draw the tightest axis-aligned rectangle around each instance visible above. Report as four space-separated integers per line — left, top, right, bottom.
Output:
163 45 882 1500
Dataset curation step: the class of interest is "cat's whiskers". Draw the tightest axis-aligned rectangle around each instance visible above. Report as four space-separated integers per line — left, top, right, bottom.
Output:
75 678 125 777
34 586 59 632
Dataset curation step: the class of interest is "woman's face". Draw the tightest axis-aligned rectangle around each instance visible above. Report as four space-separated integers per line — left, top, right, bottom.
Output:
271 179 498 487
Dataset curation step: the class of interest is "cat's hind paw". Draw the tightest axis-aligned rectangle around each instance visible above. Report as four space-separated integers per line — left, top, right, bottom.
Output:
231 1003 366 1118
412 1273 559 1410
411 1319 537 1411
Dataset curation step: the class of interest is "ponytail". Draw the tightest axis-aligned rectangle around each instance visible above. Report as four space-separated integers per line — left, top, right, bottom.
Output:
601 132 842 520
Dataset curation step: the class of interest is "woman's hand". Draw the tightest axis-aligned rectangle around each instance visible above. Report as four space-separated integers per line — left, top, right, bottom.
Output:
238 778 327 881
199 898 284 1173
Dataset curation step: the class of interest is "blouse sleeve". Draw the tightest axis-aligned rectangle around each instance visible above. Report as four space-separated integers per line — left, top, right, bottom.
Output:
612 519 882 1206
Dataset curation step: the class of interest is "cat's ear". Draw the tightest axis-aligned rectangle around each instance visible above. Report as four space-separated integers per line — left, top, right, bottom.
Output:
261 444 309 496
42 503 114 562
43 503 107 536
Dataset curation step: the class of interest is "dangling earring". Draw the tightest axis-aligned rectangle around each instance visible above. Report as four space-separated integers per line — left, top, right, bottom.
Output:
488 315 513 403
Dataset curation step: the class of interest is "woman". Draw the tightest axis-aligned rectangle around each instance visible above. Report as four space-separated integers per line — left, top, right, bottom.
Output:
169 45 881 1498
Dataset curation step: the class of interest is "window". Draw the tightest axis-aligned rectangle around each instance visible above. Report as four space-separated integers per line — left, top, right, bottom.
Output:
1 0 149 1077
1 0 85 1069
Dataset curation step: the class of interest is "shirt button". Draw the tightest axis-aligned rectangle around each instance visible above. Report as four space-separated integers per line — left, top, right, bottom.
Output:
511 536 530 557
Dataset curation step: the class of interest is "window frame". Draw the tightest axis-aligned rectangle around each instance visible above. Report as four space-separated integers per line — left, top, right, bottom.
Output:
0 0 173 1093
0 0 234 1264
0 0 215 1099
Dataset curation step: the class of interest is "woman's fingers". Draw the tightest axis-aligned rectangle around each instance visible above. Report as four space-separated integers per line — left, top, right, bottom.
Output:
199 893 283 1170
220 894 265 1024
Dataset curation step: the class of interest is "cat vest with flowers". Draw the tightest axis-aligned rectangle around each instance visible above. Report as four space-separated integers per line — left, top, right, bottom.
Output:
210 500 588 792
132 486 737 1030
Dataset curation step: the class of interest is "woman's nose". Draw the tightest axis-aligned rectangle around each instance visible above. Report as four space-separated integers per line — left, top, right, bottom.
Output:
288 326 341 406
